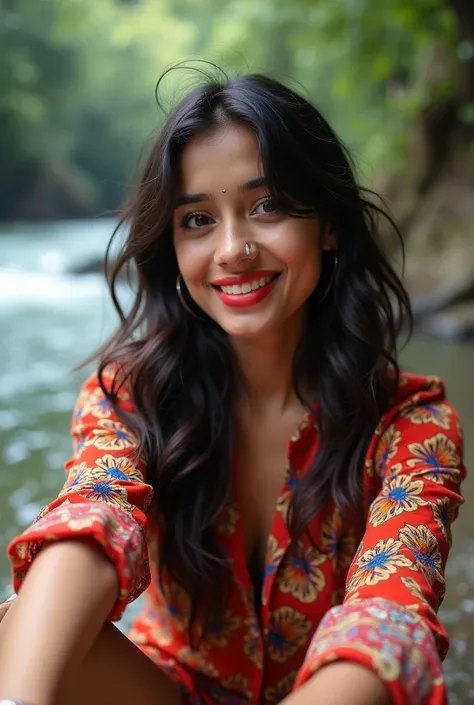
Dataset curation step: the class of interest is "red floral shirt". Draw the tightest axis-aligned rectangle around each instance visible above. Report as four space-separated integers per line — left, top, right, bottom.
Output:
8 369 465 705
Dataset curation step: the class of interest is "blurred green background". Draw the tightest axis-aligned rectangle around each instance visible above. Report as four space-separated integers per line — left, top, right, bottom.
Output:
1 0 473 702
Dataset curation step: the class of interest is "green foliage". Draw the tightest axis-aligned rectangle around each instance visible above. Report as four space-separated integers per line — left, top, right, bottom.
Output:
0 0 463 218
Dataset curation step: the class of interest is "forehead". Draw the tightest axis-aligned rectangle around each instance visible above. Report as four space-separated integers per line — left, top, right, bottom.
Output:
178 124 262 190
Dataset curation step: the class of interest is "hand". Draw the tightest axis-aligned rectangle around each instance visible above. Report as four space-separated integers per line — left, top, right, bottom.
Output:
0 594 17 623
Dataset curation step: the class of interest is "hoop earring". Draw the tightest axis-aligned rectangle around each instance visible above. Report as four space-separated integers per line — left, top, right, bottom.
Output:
176 274 207 321
319 253 338 303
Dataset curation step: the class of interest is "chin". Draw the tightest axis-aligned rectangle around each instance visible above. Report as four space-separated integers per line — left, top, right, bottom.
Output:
216 314 279 340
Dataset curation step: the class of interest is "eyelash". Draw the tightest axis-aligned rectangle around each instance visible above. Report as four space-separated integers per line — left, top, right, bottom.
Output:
180 197 277 229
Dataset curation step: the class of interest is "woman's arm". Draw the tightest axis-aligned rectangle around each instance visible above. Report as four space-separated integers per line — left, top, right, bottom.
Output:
285 662 391 705
0 539 118 704
0 369 154 703
292 376 465 705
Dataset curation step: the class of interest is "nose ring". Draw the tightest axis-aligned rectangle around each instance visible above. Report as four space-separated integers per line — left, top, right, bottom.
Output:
244 241 258 259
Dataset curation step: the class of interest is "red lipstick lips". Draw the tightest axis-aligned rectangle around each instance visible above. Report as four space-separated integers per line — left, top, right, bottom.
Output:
211 270 280 308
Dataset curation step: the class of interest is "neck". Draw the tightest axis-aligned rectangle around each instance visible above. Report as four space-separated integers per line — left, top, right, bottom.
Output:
231 313 307 412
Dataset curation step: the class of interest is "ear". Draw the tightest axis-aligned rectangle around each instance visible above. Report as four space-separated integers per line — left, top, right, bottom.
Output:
321 222 338 251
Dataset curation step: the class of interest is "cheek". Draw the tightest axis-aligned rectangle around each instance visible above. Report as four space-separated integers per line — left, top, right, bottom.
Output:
174 240 213 309
283 236 323 294
174 238 206 283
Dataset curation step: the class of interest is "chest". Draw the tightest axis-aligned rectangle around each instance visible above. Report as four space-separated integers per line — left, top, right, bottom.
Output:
236 412 304 590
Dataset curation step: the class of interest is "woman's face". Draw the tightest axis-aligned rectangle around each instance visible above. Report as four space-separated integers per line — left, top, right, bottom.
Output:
173 124 336 340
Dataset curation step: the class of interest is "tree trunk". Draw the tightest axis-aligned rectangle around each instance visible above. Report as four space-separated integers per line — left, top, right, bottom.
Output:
380 0 474 331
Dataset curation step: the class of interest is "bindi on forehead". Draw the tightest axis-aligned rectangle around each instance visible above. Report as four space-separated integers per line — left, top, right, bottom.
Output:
174 176 268 207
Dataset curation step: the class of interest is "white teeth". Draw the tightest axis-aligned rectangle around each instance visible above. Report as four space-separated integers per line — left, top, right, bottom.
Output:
219 275 275 295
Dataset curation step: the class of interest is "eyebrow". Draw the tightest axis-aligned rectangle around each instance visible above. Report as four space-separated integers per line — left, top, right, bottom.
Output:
174 176 267 207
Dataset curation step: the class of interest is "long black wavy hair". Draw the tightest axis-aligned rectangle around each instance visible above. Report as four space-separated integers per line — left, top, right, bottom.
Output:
93 66 412 635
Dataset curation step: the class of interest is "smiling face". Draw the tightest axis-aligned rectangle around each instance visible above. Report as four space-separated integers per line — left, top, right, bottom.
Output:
173 124 336 340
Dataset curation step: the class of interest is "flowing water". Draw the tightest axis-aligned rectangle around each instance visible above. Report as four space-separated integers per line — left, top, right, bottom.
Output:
0 220 473 702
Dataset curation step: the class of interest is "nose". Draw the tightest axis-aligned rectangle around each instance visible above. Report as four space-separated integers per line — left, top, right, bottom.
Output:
213 217 253 267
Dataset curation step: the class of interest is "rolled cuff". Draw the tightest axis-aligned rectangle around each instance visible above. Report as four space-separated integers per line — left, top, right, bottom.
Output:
7 500 150 621
294 598 447 705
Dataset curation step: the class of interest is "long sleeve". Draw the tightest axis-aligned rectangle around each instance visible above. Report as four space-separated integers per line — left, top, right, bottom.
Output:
7 368 154 621
294 375 465 705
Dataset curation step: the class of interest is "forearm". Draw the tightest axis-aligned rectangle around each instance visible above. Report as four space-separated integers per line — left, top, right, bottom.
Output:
283 662 392 705
0 538 119 704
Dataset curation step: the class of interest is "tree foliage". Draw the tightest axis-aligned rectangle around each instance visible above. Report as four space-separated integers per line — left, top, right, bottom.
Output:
0 0 470 219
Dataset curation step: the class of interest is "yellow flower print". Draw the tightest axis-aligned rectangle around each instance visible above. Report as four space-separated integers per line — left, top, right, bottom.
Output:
61 461 89 492
82 387 115 419
176 646 218 677
264 534 285 582
277 543 326 603
348 538 415 590
407 433 460 483
375 425 401 476
368 476 426 527
95 454 144 483
12 541 28 560
130 607 173 647
320 508 356 572
365 456 375 477
243 617 263 668
89 420 137 451
343 589 361 604
424 375 443 393
266 606 311 662
400 402 452 430
431 496 460 546
80 475 128 509
264 670 298 703
221 674 251 699
200 610 241 649
276 467 299 520
400 576 429 605
398 524 444 586
216 501 239 535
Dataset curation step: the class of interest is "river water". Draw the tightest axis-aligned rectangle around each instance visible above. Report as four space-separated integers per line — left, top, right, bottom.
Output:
0 220 473 702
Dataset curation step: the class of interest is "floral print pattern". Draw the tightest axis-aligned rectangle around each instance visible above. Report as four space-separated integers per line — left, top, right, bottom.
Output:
276 543 326 603
400 402 452 430
266 607 312 662
368 475 426 526
407 433 461 483
347 538 416 590
7 371 465 705
320 507 356 573
398 524 444 587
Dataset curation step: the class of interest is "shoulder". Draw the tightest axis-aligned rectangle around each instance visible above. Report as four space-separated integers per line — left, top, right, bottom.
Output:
75 362 135 417
365 371 464 479
381 370 458 428
394 371 447 406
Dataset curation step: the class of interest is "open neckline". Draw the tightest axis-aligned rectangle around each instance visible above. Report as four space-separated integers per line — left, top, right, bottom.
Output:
232 405 318 615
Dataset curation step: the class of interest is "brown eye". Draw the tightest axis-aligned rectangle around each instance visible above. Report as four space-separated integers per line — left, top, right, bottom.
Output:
182 213 213 229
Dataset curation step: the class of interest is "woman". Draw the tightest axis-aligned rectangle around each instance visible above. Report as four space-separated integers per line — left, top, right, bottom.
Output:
0 71 465 705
